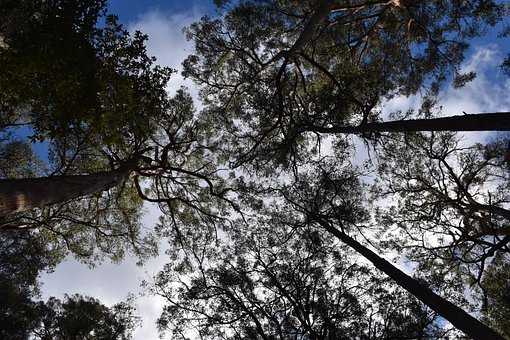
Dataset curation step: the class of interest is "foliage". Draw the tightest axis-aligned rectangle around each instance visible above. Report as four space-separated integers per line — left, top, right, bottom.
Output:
481 255 510 338
0 1 232 269
33 294 140 340
0 139 45 179
0 0 172 146
173 2 509 335
183 0 506 168
0 285 140 339
0 227 139 339
153 213 446 339
1 1 509 338
373 132 510 310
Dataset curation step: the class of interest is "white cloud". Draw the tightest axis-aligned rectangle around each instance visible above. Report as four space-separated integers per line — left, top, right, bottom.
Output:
133 295 166 339
440 46 510 116
128 9 202 100
383 45 510 114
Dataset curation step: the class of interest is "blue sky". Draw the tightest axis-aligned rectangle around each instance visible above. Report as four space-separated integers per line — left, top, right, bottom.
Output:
108 0 216 23
37 1 510 339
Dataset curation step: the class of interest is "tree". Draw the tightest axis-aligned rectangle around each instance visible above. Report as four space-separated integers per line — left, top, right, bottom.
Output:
183 0 508 168
2 1 507 337
0 136 156 264
152 207 448 339
372 131 510 334
0 0 172 204
0 228 62 339
0 226 69 337
225 146 504 339
0 1 233 268
0 223 139 339
0 288 140 339
0 88 233 265
0 156 139 217
0 140 45 179
0 0 172 264
0 0 171 144
180 1 508 337
374 132 510 268
0 277 42 339
33 294 139 340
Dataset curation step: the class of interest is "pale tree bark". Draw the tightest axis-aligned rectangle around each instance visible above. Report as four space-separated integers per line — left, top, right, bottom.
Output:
315 218 505 340
0 161 137 217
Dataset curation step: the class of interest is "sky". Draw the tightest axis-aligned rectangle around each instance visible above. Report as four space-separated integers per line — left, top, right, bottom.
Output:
38 1 510 339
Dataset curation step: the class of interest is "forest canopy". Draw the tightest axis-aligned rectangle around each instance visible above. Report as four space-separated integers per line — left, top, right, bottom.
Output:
0 0 509 339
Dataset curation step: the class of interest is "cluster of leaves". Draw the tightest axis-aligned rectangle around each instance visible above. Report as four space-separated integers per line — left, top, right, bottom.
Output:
0 287 139 339
0 0 172 146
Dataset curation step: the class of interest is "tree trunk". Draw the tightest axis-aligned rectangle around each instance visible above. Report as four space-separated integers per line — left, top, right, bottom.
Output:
315 219 504 340
308 112 510 133
270 0 332 64
287 0 332 56
0 162 136 217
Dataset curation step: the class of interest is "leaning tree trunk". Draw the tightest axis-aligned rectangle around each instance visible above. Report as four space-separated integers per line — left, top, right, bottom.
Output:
315 219 504 340
0 161 136 217
309 112 510 133
285 0 332 57
268 0 333 65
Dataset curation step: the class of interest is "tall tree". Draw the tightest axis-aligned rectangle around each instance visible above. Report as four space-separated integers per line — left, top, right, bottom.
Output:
0 2 234 268
0 156 139 217
151 206 448 339
372 131 510 335
227 147 505 339
0 136 155 264
184 0 508 168
0 89 233 266
0 0 170 144
181 2 509 336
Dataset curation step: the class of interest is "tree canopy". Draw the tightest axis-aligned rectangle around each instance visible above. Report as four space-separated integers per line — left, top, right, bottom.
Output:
1 0 509 339
0 0 232 268
183 0 507 168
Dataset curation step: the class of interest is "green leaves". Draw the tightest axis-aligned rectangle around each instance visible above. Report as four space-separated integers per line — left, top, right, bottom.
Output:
183 0 505 169
0 289 140 339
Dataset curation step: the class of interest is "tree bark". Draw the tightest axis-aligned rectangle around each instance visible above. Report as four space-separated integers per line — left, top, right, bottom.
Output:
0 162 136 217
287 0 332 56
315 219 504 340
270 0 333 64
307 112 510 133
